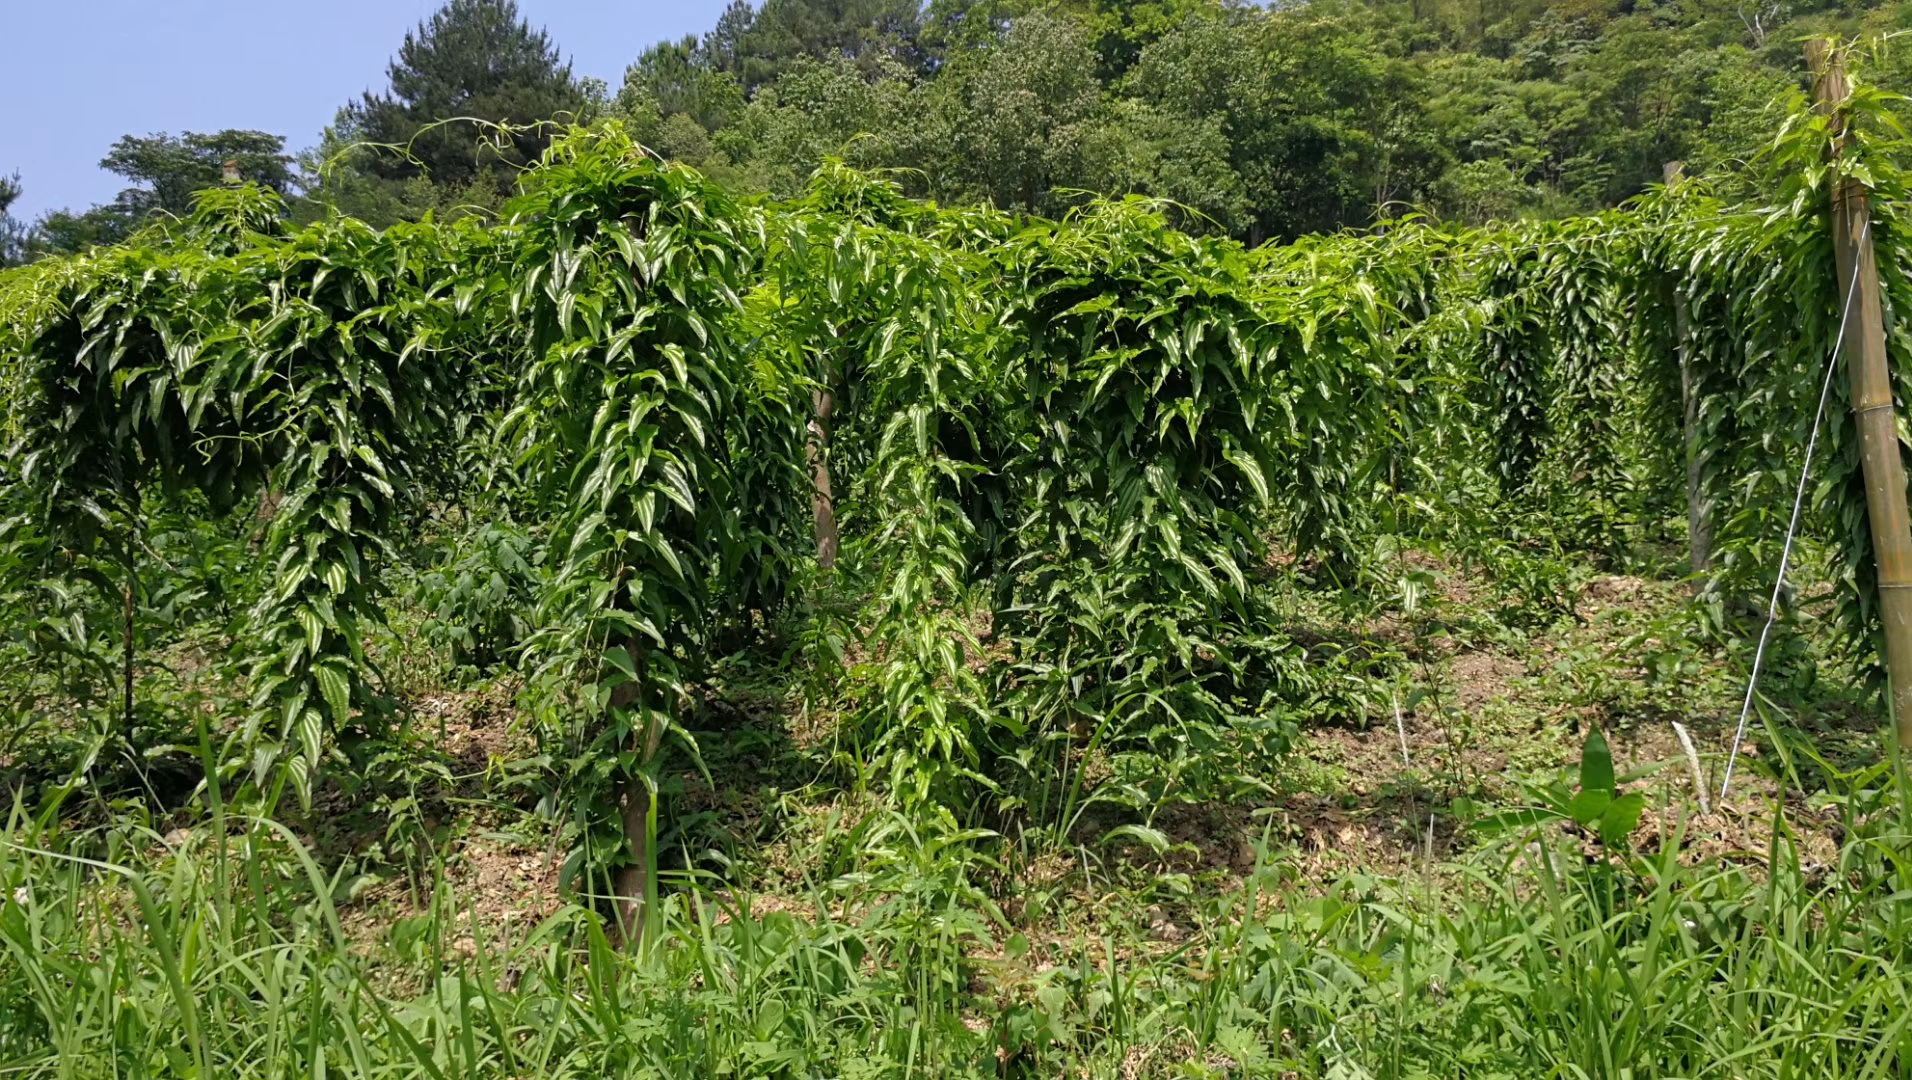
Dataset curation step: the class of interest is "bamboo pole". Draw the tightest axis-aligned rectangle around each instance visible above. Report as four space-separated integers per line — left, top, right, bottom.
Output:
1808 41 1912 751
1663 161 1710 579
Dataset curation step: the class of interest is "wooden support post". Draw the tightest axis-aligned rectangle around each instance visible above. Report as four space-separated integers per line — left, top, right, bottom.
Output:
608 638 665 949
1809 41 1912 752
1663 161 1710 580
808 382 838 570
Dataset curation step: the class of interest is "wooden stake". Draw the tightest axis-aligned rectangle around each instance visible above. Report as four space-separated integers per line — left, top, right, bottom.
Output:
1663 161 1710 579
122 531 136 737
607 637 664 948
808 382 838 570
1809 41 1912 752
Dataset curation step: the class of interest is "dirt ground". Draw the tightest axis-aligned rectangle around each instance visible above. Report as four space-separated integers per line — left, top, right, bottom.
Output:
326 566 1870 957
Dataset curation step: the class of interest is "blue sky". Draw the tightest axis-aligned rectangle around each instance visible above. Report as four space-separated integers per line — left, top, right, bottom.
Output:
3 0 735 221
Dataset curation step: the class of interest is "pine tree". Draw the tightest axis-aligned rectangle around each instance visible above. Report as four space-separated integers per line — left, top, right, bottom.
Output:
0 173 27 266
342 0 586 193
722 0 931 92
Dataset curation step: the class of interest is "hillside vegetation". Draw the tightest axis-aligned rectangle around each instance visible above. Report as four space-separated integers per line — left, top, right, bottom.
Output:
14 0 1912 258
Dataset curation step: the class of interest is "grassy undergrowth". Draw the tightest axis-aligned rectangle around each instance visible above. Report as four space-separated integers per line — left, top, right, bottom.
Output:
4 783 1909 1079
4 557 1911 1079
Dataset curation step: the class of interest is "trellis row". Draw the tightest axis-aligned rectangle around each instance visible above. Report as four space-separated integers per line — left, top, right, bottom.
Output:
3 51 1909 936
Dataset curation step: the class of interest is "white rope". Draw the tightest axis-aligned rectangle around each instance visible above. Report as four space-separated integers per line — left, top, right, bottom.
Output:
1720 213 1871 801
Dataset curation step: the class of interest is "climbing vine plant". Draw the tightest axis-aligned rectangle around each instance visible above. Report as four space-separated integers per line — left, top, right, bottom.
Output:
5 50 1912 896
1 186 483 800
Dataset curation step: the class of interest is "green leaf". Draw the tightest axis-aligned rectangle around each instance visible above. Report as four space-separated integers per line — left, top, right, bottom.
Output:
1470 808 1563 836
1567 788 1612 827
1599 792 1647 849
1579 727 1615 796
313 664 352 723
1102 825 1170 855
1223 446 1270 503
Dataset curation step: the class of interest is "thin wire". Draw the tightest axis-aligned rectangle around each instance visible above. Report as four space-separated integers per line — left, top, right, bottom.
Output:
1720 213 1872 802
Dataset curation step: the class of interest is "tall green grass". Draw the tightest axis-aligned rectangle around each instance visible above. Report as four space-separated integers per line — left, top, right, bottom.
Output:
2 788 1909 1078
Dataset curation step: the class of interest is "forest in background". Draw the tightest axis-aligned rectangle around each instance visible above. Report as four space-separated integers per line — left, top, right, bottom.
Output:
5 0 1910 262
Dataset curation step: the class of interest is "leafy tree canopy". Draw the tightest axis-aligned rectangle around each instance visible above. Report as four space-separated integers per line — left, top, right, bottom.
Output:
99 130 294 217
30 130 292 255
597 0 1873 240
